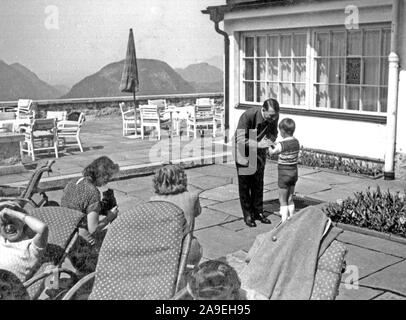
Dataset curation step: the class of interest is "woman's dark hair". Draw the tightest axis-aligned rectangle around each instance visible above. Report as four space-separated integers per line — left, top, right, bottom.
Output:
188 260 241 300
153 164 187 195
262 98 280 113
83 156 119 184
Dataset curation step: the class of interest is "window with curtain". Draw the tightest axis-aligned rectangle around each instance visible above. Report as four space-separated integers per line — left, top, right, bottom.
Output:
314 27 390 113
241 25 390 115
242 33 307 106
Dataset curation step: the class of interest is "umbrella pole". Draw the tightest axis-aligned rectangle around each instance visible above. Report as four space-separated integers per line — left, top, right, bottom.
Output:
133 91 138 137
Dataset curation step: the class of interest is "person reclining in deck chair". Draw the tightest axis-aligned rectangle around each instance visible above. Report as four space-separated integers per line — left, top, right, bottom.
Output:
60 156 119 274
0 201 48 283
150 164 203 267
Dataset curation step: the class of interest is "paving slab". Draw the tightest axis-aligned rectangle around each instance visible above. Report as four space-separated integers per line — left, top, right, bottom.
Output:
207 199 243 218
299 171 363 186
337 230 406 259
188 175 232 191
294 177 332 195
189 165 237 178
342 243 402 280
200 184 240 202
309 187 357 203
108 176 154 193
264 182 278 191
195 226 252 260
336 284 383 300
194 208 234 231
360 260 406 296
373 292 406 300
199 198 220 208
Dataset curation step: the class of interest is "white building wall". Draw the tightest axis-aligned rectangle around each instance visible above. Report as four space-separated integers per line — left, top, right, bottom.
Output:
395 0 406 154
224 0 398 160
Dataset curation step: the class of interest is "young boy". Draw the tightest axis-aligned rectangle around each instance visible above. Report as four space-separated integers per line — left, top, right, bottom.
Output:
268 118 300 222
0 201 48 282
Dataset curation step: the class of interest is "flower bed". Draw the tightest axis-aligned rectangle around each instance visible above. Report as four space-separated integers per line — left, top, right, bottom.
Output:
323 186 406 239
298 149 383 178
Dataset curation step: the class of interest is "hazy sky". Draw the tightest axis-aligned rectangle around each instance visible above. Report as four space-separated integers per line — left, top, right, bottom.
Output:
0 0 225 86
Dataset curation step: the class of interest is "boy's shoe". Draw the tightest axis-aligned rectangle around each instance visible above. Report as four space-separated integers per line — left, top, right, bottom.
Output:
253 213 271 224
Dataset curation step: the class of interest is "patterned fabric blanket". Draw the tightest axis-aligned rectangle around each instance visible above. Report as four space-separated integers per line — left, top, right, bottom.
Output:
239 206 343 300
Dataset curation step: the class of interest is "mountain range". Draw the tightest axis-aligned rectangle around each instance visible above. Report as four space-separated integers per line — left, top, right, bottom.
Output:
0 58 223 101
0 61 64 101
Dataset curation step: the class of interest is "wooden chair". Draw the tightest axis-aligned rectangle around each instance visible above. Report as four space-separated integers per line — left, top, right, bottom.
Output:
139 104 170 140
119 102 140 136
186 102 215 138
46 111 67 122
57 112 85 152
20 118 59 161
14 99 35 132
213 104 225 134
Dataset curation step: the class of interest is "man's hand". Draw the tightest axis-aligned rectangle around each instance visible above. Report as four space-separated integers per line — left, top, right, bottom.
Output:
258 137 273 149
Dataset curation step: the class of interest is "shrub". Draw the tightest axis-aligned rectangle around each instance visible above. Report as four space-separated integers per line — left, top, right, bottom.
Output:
298 149 383 177
323 186 406 238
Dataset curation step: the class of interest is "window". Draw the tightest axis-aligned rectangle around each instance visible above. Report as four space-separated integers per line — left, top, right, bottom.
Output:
241 25 390 114
314 27 390 113
242 33 307 106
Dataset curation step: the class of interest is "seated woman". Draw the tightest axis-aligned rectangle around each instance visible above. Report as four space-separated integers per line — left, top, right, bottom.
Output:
60 156 119 273
150 164 202 266
0 201 48 283
187 260 243 300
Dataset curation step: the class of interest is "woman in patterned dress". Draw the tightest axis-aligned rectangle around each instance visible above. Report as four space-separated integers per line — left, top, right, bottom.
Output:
61 156 119 273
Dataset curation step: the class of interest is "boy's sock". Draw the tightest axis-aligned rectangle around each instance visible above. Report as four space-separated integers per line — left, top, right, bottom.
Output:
287 203 295 218
279 205 289 222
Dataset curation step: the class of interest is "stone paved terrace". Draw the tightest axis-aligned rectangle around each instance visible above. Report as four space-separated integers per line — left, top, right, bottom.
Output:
1 115 406 300
36 163 406 300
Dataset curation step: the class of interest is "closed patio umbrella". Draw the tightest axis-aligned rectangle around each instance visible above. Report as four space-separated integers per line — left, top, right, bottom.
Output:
120 28 139 137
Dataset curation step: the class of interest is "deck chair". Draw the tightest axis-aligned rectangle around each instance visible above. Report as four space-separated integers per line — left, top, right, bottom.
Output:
57 112 85 152
119 102 140 136
222 211 347 300
62 201 194 300
22 206 84 300
46 111 67 122
0 159 58 208
13 99 35 132
186 103 215 138
139 105 171 140
20 118 59 161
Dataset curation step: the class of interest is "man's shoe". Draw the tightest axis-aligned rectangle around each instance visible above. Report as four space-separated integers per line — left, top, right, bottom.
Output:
244 216 257 227
254 213 272 224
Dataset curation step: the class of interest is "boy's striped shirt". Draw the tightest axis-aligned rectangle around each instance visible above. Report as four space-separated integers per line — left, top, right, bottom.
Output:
278 137 300 165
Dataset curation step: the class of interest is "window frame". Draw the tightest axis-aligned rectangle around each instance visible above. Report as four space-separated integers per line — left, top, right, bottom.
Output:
239 23 391 116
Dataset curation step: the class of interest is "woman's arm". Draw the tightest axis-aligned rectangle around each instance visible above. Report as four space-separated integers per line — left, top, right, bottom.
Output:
1 208 48 249
87 207 118 234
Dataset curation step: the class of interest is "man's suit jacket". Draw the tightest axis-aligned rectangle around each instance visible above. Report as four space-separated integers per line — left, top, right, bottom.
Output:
234 106 278 167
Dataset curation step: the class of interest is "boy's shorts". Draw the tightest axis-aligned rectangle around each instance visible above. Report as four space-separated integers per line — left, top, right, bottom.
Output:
278 164 298 189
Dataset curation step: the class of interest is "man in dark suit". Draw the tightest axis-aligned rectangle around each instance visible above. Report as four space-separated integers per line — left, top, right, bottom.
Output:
234 99 279 227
